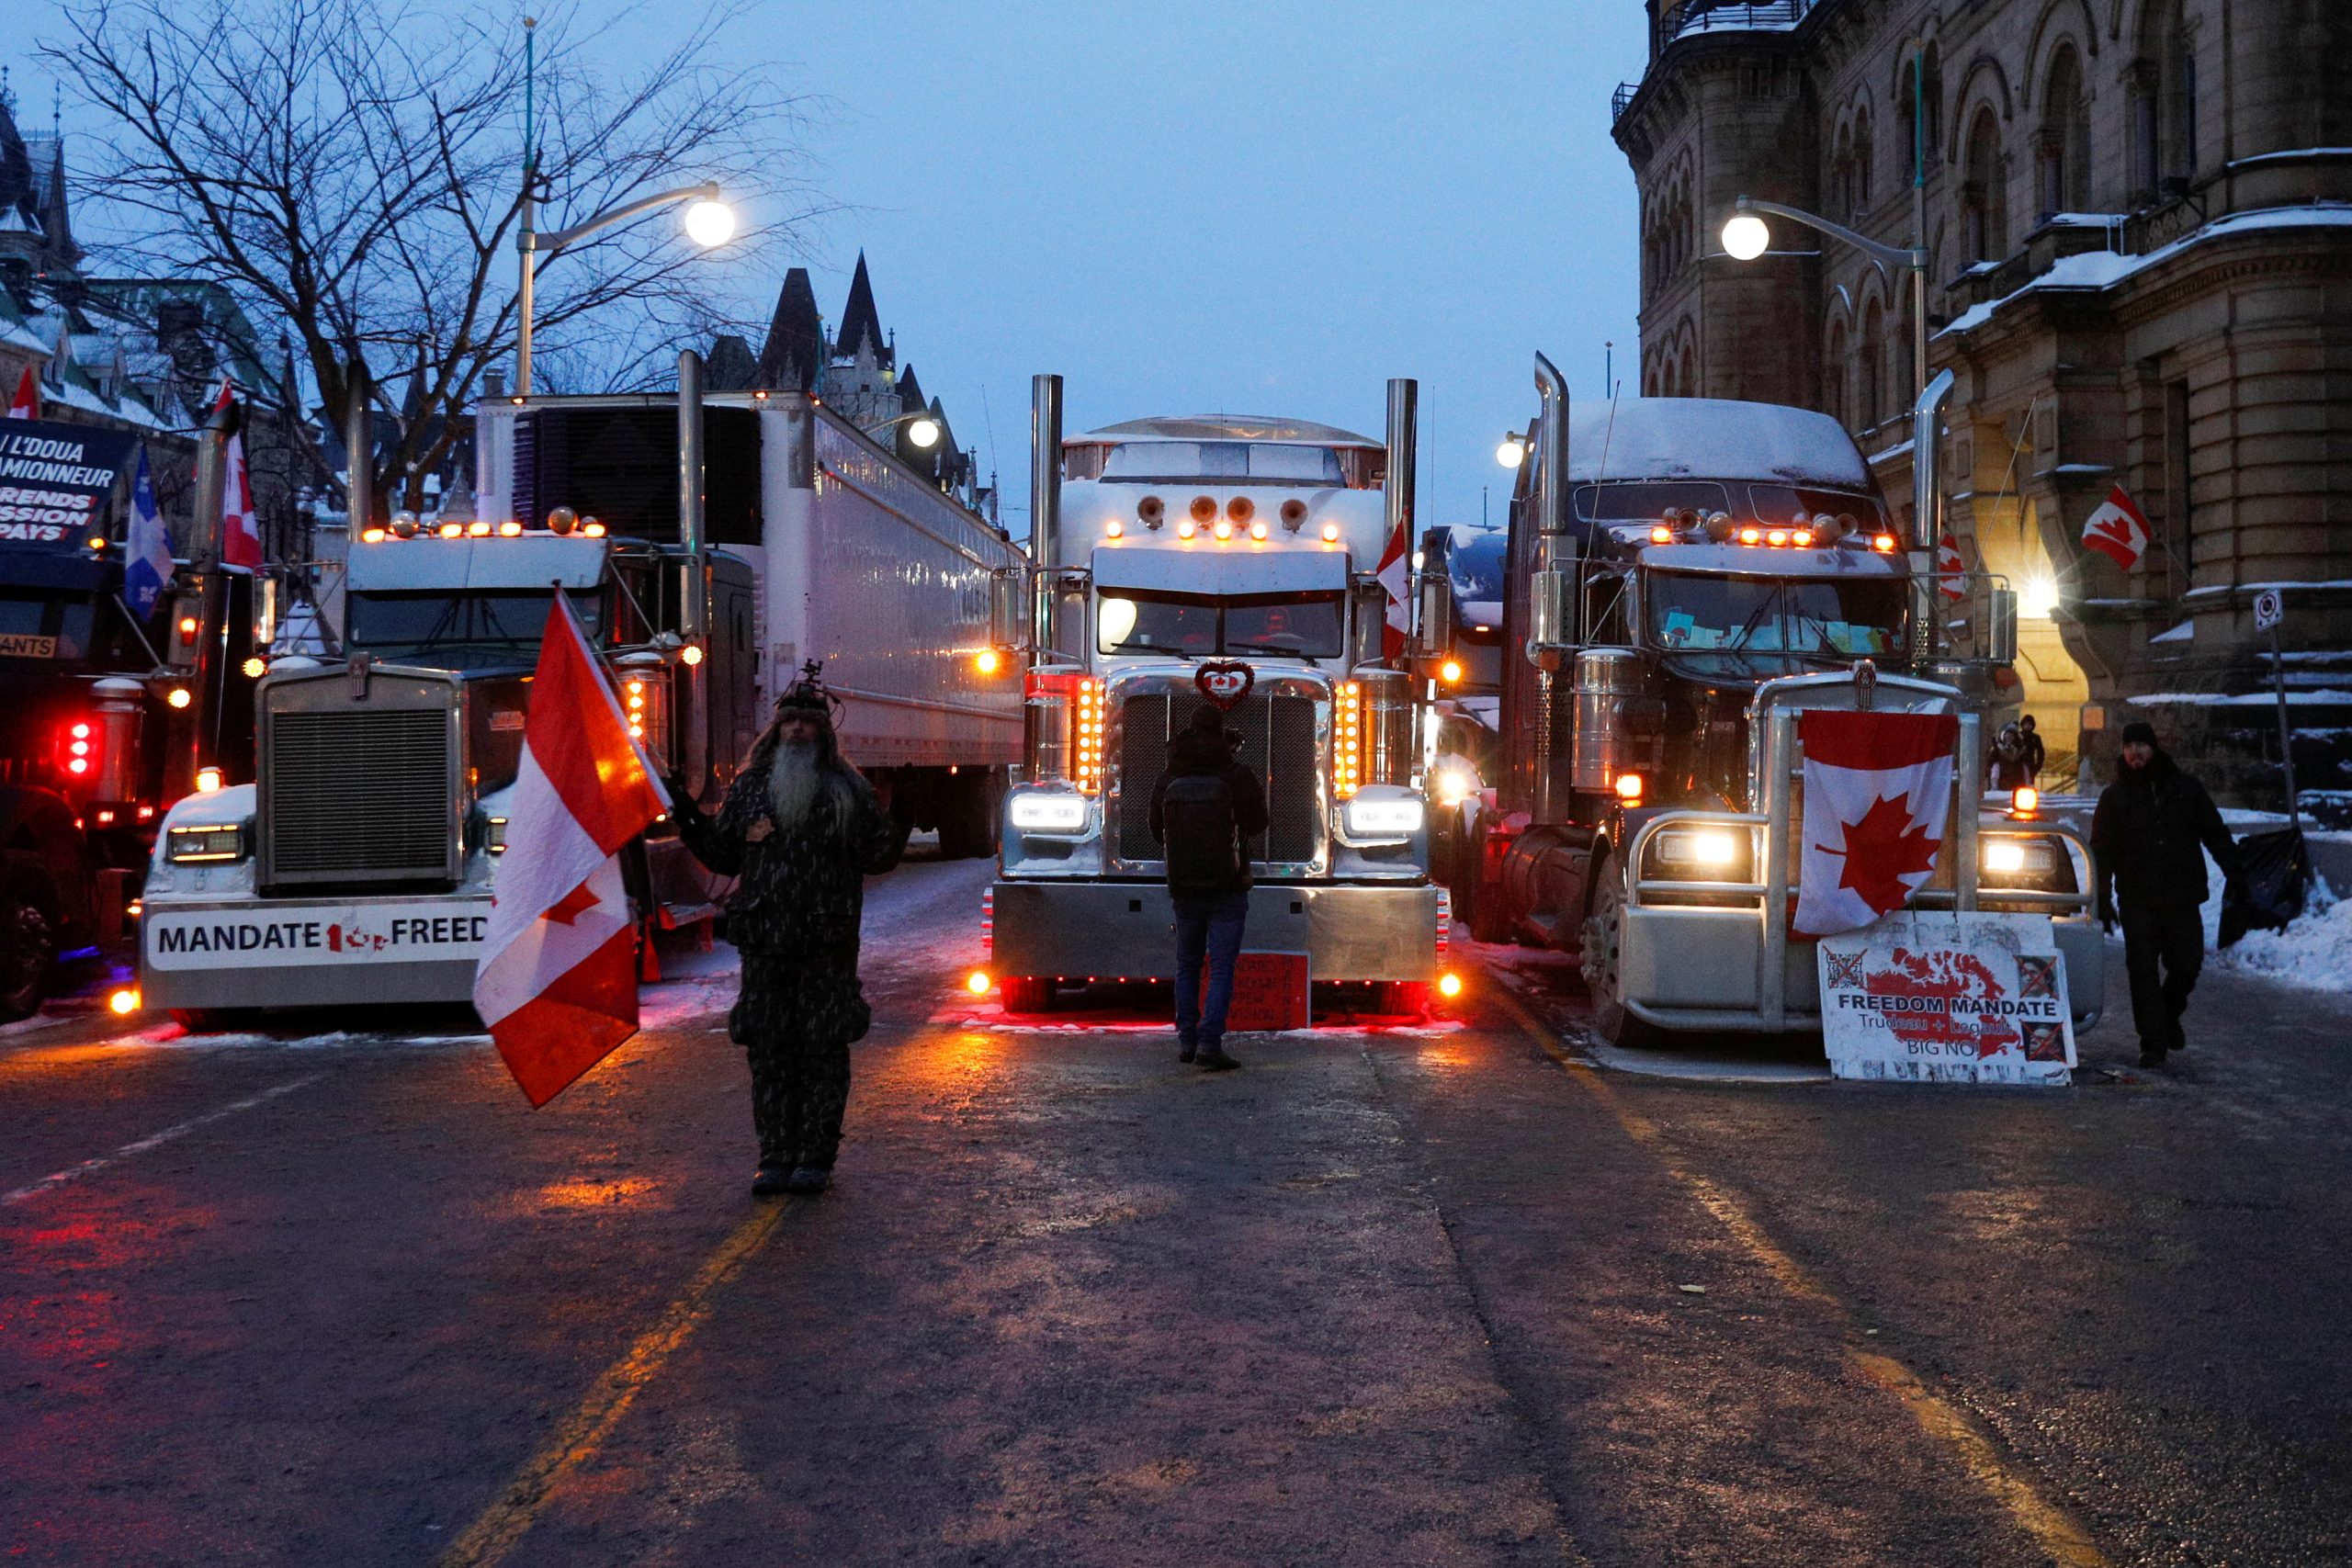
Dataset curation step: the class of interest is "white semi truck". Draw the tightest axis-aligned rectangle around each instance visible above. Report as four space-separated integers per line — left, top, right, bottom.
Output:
140 385 1022 1026
981 378 1451 1014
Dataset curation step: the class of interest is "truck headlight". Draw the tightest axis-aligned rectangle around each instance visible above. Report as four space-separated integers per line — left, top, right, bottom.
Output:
488 816 509 855
166 824 247 863
1343 796 1426 837
1982 834 2073 890
1431 762 1478 807
1008 792 1089 833
1645 825 1749 882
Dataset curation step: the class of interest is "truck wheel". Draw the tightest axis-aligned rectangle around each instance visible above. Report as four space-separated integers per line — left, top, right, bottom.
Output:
1580 857 1662 1050
169 1009 263 1033
0 865 57 1023
1467 856 1510 945
998 975 1054 1013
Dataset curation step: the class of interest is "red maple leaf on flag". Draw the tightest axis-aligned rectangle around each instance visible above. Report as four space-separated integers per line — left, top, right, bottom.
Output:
1818 792 1941 914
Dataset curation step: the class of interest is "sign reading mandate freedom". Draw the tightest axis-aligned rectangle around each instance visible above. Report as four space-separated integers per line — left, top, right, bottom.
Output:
1817 911 2076 1086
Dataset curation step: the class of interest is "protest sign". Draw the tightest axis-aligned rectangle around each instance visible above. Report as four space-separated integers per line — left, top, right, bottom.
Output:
1817 911 2075 1086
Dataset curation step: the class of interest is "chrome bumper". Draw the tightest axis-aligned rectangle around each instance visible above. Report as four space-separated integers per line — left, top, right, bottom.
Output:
989 880 1442 983
138 894 490 1010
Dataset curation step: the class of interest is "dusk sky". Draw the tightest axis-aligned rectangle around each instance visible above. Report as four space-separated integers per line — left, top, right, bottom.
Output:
623 1 1652 535
34 0 1652 536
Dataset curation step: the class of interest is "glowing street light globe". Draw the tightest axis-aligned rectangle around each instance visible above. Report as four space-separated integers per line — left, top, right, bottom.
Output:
1721 212 1771 262
682 198 737 248
1495 436 1526 469
905 415 942 449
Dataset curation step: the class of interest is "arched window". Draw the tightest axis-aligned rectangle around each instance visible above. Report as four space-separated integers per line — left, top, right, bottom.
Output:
1832 123 1854 220
1853 108 1875 210
1894 294 1917 410
1860 300 1886 426
2134 1 2198 195
1898 47 1943 184
1679 344 1699 400
1825 319 1849 425
2041 47 2089 214
1962 108 2007 262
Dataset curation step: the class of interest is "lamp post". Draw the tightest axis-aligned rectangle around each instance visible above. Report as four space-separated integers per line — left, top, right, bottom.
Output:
866 408 944 450
514 179 736 396
1721 196 1928 404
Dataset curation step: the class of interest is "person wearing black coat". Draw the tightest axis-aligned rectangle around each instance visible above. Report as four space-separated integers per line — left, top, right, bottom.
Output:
2090 721 2238 1068
1148 705 1270 1070
2018 714 2048 785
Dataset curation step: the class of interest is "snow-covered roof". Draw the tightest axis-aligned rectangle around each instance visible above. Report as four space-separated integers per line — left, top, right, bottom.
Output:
1078 414 1381 447
1566 397 1872 489
1941 205 2352 339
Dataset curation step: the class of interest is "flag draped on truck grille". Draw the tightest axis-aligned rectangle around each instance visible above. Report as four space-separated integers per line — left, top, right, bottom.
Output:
471 598 669 1106
1792 709 1959 940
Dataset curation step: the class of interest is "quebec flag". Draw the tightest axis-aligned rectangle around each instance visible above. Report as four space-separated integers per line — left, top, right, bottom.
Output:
125 447 174 617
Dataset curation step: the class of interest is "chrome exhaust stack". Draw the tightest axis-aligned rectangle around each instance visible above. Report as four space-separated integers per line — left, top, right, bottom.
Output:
1029 373 1063 662
1910 368 1954 665
1531 352 1574 824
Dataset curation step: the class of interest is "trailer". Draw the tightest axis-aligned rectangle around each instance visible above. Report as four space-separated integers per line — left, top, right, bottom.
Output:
1461 358 2103 1045
0 418 258 1018
981 378 1451 1014
139 388 1022 1025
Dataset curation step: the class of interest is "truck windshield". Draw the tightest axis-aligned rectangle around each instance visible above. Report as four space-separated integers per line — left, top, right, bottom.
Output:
0 590 100 663
1097 590 1345 659
1101 443 1344 486
1648 571 1905 658
346 588 606 666
1574 481 1732 522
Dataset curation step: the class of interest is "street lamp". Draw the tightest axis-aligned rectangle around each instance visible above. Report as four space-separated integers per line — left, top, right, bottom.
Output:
514 179 737 396
871 409 943 449
1719 195 1928 402
1495 433 1528 468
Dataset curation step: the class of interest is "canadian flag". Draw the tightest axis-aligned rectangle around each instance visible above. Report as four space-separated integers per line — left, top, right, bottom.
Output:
1792 709 1960 940
2079 485 2151 571
472 597 671 1106
212 379 264 569
1936 533 1967 601
6 367 37 419
1375 520 1410 661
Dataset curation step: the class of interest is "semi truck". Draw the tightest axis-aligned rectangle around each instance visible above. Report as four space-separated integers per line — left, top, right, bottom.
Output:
1458 359 2104 1045
0 416 258 1019
981 377 1450 1014
139 381 1023 1026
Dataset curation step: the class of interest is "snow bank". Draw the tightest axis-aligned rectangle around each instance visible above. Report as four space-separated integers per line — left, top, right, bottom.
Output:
2194 847 2352 992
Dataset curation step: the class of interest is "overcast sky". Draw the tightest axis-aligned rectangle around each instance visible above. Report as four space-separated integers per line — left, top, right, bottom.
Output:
34 0 1650 535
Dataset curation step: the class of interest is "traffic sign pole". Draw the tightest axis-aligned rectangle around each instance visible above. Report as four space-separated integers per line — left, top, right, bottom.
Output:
2256 589 2299 829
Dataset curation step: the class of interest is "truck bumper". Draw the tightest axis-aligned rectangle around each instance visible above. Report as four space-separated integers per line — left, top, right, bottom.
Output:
1617 904 2107 1033
138 894 492 1011
988 880 1442 983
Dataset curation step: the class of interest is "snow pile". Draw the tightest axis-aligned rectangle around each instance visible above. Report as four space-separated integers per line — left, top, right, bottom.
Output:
2193 846 2352 991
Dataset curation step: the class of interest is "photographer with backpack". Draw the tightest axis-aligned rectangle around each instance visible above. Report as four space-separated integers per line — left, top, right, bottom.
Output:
1149 705 1270 1070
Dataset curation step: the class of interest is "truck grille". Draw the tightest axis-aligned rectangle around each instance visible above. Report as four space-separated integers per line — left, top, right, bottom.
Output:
266 709 452 883
1116 692 1321 867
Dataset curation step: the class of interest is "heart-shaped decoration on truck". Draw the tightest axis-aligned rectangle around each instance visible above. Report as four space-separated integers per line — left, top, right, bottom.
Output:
1193 660 1255 711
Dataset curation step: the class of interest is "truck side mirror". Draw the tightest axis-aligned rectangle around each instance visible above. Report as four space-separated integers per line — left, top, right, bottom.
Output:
1526 569 1573 662
1987 588 2018 664
1417 571 1456 660
989 568 1029 652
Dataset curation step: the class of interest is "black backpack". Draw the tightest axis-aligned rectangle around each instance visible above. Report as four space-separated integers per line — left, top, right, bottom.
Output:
1160 771 1245 894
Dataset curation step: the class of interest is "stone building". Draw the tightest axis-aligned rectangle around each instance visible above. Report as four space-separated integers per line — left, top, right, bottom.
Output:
1612 0 2352 804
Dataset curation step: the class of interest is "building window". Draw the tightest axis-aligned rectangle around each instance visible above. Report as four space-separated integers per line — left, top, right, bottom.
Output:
2165 378 2194 570
1860 302 1886 427
1962 109 2007 263
2040 47 2090 214
2134 2 2198 196
1854 108 1874 210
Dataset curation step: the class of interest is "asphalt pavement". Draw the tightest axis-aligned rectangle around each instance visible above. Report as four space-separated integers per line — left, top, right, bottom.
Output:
3 851 2346 1566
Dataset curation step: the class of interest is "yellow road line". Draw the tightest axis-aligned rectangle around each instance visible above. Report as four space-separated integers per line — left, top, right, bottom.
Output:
1484 980 2110 1568
435 1201 797 1568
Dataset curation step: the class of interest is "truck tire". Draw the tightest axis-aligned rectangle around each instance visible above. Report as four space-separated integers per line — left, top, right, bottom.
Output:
938 769 1003 861
0 862 58 1023
1467 854 1511 945
1580 856 1662 1050
170 1009 263 1033
998 975 1054 1013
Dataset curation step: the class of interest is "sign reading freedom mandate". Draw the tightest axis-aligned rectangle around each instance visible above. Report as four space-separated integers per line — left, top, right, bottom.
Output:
1816 911 2075 1086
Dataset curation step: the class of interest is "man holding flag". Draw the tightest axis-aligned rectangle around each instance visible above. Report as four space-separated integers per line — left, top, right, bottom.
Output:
669 663 909 1197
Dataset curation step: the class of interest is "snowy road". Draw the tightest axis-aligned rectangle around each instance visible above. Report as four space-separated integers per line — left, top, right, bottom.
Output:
5 849 2350 1565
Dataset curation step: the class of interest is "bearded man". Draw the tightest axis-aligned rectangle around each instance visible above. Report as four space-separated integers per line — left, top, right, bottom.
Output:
672 665 909 1195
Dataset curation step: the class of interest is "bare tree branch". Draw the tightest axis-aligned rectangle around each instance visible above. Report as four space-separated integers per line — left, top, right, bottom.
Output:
42 0 821 514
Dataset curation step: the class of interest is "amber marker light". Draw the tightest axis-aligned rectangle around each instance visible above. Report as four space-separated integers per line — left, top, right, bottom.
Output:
2011 785 2040 818
1321 521 1340 543
498 521 525 537
166 687 193 709
1737 526 1762 546
1176 517 1197 540
361 526 387 543
1792 528 1814 547
196 766 223 793
108 987 140 1016
1437 972 1464 999
438 522 463 538
242 656 267 678
1766 528 1789 547
1872 532 1899 553
1614 773 1645 803
582 521 606 537
1649 525 1672 545
1441 658 1464 684
974 649 1001 676
1249 519 1268 541
1213 518 1233 541
1105 518 1125 539
680 644 704 667
966 970 991 996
